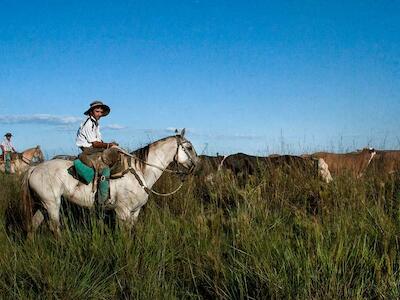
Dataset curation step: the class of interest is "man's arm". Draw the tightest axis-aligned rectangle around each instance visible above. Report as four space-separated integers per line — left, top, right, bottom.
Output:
91 141 118 149
80 121 118 149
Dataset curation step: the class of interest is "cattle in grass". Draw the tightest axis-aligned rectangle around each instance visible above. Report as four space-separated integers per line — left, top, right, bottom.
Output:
219 153 332 184
310 148 376 178
366 150 400 176
194 155 225 182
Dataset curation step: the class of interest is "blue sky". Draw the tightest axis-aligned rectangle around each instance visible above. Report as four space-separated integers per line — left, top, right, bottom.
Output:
0 1 399 156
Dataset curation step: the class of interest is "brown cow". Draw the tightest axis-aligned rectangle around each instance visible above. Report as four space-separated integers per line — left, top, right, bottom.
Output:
366 150 400 176
311 148 376 178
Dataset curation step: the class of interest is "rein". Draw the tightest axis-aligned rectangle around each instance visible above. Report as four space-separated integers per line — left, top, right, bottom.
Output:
127 164 185 197
116 135 196 197
116 147 184 175
21 155 32 165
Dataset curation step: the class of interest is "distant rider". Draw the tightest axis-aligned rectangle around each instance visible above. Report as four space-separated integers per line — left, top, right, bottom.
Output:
1 132 17 174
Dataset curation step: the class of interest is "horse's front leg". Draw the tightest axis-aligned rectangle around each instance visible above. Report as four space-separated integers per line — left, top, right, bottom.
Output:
129 209 142 227
115 206 142 232
114 182 147 231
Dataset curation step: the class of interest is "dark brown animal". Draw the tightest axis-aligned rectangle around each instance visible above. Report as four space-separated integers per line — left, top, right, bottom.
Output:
220 153 330 183
194 155 225 181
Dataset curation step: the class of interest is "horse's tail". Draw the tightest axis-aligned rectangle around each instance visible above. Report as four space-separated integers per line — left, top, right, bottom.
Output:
20 166 36 233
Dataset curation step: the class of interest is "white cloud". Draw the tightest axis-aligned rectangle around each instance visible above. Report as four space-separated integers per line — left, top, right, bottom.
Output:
102 124 126 130
0 114 82 125
136 127 260 140
165 127 193 134
186 130 264 140
166 127 177 132
0 114 127 132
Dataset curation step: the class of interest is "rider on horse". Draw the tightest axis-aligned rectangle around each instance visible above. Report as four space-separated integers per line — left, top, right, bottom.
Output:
1 132 17 174
76 101 120 203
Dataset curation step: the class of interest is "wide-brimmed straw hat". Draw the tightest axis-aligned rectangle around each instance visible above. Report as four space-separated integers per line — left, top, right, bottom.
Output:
4 132 12 137
84 101 110 116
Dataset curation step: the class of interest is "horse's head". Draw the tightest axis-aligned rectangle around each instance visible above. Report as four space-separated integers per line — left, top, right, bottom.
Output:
174 128 198 173
32 145 45 163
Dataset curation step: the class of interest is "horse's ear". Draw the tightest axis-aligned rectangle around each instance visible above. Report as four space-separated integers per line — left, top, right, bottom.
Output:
174 129 178 134
181 128 186 137
36 145 40 149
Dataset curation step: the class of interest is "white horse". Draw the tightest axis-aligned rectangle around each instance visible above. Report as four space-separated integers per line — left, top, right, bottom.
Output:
21 130 198 238
0 146 44 174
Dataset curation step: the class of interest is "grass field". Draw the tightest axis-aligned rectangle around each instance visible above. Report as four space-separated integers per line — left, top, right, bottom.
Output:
1 167 400 299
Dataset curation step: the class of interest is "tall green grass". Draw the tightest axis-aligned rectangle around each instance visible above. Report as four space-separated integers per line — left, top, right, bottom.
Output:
1 168 400 299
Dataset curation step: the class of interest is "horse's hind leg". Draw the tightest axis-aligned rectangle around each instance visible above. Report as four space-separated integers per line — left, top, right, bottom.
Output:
46 202 62 239
32 210 45 231
27 210 45 239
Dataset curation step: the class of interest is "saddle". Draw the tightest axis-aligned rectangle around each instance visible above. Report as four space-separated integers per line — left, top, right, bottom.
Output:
67 149 134 205
68 149 134 196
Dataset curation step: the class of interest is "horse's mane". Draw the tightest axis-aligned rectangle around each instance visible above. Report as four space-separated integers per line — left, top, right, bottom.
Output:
22 147 37 152
130 135 177 171
132 145 150 171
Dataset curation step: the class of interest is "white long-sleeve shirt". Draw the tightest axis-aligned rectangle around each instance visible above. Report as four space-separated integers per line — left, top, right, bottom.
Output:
76 117 102 148
1 138 15 152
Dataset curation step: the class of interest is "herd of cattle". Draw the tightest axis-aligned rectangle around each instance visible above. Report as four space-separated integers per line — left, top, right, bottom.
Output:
195 148 400 184
2 146 399 187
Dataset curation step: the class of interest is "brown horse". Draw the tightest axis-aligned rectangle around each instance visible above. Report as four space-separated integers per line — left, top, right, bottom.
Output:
0 146 44 174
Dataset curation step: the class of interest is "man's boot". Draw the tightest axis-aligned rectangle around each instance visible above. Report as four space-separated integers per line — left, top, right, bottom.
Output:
5 153 11 174
98 167 111 205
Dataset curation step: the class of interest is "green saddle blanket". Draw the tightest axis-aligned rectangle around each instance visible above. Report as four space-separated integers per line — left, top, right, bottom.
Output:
71 159 95 184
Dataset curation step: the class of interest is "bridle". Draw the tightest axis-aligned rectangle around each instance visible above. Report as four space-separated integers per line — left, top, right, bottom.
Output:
117 135 197 197
172 135 197 175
